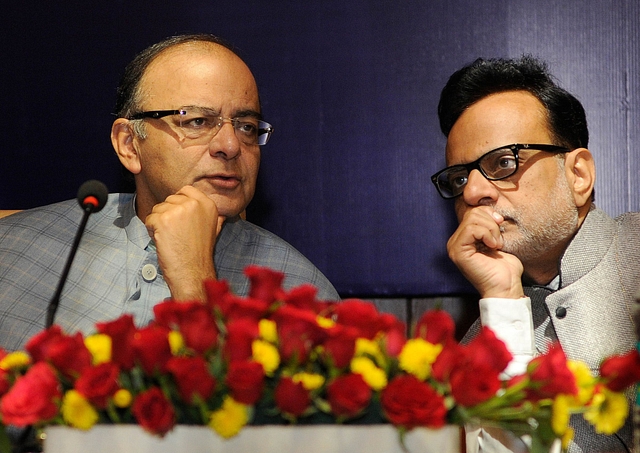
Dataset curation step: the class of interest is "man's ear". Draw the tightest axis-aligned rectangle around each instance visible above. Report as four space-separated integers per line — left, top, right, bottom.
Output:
564 148 595 208
111 119 142 175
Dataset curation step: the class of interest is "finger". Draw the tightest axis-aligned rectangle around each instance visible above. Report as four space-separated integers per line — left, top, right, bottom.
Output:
455 212 504 249
449 223 501 253
216 216 225 235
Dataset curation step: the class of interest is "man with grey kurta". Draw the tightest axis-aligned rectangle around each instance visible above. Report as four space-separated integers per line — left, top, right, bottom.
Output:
431 55 639 452
0 34 338 352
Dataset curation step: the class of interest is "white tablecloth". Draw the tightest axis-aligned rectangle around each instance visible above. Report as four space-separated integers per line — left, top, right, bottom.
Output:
45 424 462 453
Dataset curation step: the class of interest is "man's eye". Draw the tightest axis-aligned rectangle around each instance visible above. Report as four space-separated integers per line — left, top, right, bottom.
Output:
184 117 211 128
497 156 516 169
235 121 258 136
449 174 468 189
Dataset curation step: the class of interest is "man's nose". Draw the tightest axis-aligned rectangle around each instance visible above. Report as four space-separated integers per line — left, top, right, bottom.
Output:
209 122 241 159
461 169 499 205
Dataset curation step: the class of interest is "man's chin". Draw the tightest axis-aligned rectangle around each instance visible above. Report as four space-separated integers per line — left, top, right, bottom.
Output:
208 196 247 219
499 232 522 254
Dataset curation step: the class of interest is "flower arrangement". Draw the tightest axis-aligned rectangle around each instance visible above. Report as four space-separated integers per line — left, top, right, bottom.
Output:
0 265 639 453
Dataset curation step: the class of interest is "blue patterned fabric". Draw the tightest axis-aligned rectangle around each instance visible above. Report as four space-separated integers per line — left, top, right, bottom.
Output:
0 193 338 351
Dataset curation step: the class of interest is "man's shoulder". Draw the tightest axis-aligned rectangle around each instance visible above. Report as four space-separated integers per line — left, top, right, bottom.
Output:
0 194 128 243
0 199 82 241
613 210 640 251
614 210 640 226
580 207 640 237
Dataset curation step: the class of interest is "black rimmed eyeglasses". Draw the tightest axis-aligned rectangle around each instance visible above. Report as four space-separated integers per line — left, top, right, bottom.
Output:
129 106 274 146
430 143 570 199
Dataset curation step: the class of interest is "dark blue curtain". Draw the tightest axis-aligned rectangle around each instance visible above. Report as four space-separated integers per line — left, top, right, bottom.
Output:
2 1 639 296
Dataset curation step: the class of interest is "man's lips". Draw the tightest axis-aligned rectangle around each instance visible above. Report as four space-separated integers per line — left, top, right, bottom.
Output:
498 216 516 233
200 174 241 190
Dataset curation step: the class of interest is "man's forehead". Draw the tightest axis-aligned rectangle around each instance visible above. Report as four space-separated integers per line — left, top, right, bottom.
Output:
138 44 259 110
445 92 551 165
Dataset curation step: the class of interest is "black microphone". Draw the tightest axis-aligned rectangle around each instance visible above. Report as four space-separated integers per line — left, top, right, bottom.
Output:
45 180 109 328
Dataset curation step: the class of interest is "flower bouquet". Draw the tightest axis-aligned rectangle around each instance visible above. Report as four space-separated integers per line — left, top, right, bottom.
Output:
0 265 638 453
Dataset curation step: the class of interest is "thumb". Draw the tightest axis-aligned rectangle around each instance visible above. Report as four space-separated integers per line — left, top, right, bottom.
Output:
216 216 226 236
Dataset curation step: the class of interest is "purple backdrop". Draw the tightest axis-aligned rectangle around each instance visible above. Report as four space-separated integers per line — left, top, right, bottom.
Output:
2 1 639 296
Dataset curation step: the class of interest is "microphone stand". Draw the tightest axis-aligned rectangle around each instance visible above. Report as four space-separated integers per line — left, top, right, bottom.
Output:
45 202 97 329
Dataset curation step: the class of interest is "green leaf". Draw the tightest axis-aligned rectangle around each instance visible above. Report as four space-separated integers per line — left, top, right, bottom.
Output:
0 425 10 453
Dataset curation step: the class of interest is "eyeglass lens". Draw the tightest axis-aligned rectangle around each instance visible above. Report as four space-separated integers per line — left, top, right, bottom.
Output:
173 107 271 145
434 147 518 198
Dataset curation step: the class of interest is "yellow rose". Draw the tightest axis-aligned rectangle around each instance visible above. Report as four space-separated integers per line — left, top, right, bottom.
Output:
252 340 280 376
209 397 250 438
584 387 628 435
113 389 133 408
567 360 596 405
293 372 325 390
61 390 99 430
350 357 387 390
316 316 335 329
84 334 112 365
354 338 384 366
398 338 442 381
551 394 572 436
168 331 185 355
258 319 278 343
0 352 31 370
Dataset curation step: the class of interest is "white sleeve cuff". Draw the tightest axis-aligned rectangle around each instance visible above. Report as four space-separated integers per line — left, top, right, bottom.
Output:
479 297 535 377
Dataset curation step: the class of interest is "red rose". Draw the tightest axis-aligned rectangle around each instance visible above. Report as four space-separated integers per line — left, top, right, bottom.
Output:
273 305 327 364
0 370 11 397
449 361 501 407
25 325 64 362
74 362 120 408
528 343 577 398
274 376 310 417
224 318 259 363
26 327 91 379
245 265 285 303
0 362 61 426
225 360 265 405
132 387 175 436
204 279 232 312
440 330 510 407
600 349 640 391
322 325 358 369
96 315 137 370
382 323 407 357
379 313 406 336
132 325 172 374
431 341 464 382
166 356 216 403
414 310 456 345
154 301 218 354
222 294 271 322
327 373 371 418
47 333 92 379
434 327 510 406
283 284 320 312
381 375 447 429
465 327 512 374
334 299 384 339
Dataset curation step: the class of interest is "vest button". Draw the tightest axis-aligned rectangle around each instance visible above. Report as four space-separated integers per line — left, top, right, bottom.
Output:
141 263 158 282
555 306 567 319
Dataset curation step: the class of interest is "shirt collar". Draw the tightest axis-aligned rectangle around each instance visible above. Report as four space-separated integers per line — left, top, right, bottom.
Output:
117 193 153 250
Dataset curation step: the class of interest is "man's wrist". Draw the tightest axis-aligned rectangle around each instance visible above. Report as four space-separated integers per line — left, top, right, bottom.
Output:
480 285 524 299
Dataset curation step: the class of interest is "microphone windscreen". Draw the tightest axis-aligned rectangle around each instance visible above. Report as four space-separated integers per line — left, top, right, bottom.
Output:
77 180 109 213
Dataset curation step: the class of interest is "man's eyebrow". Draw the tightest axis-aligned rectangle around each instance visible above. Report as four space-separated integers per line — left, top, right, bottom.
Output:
233 109 262 119
182 105 220 115
181 106 262 119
